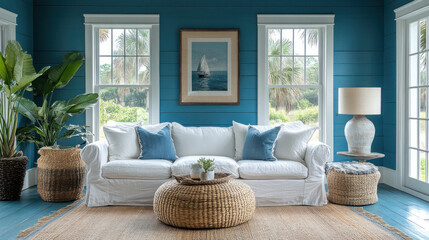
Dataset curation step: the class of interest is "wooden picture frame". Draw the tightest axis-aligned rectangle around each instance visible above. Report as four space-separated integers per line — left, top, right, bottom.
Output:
180 29 240 105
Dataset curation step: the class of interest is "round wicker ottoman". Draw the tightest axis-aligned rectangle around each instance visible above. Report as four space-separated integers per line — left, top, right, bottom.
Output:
153 176 256 229
326 161 380 206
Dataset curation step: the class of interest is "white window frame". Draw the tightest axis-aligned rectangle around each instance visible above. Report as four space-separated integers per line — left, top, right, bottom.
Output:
84 14 160 141
395 0 429 196
0 8 17 116
257 14 334 150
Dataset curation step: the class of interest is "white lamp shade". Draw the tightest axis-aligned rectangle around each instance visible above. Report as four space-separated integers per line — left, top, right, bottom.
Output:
338 88 381 115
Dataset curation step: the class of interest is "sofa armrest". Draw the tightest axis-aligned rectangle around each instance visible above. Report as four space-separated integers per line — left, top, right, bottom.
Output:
81 141 108 182
304 141 331 180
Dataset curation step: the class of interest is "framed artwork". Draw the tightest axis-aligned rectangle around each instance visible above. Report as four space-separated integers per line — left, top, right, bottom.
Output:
180 29 240 105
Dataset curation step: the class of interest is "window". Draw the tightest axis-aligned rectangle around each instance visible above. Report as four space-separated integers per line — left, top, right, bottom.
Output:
84 15 159 140
257 15 334 146
396 0 429 195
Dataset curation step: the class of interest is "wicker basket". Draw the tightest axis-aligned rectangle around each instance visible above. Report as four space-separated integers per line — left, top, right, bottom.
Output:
0 153 28 201
154 179 255 229
327 170 380 206
37 147 85 202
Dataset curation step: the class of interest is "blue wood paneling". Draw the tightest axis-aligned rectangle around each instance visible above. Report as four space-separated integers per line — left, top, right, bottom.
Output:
383 0 412 170
31 0 386 165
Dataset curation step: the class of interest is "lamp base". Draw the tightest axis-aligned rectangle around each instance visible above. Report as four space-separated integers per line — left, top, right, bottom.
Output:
344 115 375 155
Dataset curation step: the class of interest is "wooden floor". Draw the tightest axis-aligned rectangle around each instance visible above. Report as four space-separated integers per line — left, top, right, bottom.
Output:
0 184 428 240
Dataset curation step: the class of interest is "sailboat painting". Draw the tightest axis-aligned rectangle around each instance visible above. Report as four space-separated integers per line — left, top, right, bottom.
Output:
180 29 239 105
191 42 228 91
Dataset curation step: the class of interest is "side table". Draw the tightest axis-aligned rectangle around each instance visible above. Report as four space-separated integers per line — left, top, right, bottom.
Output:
337 151 385 162
326 161 381 205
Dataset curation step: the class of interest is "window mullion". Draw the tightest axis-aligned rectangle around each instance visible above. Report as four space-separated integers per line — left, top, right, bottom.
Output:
110 28 113 84
136 28 138 85
292 29 295 84
304 29 306 85
280 29 283 85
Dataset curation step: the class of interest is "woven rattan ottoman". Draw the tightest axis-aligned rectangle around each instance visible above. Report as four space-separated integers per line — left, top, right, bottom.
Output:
326 161 380 206
153 174 256 229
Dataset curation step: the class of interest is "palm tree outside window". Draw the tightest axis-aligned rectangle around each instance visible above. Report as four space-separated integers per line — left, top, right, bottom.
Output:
267 28 320 141
96 28 151 139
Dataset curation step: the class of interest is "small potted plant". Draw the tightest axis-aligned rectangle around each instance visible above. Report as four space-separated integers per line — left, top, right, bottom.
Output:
198 157 215 181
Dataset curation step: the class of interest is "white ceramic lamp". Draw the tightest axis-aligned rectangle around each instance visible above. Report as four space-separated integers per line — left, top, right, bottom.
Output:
338 88 381 154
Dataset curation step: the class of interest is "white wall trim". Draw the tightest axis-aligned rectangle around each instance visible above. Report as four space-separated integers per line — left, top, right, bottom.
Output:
379 167 429 202
395 0 429 20
395 1 429 197
0 7 17 26
22 168 37 190
257 14 334 155
84 14 159 25
84 14 160 141
257 14 335 25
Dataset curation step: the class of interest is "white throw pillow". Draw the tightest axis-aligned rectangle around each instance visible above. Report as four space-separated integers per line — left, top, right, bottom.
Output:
232 121 311 160
171 122 235 158
274 124 317 162
103 122 170 161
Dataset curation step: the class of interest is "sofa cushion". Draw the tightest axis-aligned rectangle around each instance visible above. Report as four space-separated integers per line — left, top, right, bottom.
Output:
102 160 172 180
103 122 170 161
136 125 177 161
171 156 239 178
171 122 235 158
242 126 281 161
274 125 316 162
238 160 308 180
233 121 304 160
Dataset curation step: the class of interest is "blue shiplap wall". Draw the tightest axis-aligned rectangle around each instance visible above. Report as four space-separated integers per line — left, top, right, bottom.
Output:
0 0 35 168
383 0 412 170
33 0 385 166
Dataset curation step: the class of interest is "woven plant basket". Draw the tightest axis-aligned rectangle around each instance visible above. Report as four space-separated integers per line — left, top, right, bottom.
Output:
154 179 256 229
37 147 85 202
327 170 381 206
0 152 28 201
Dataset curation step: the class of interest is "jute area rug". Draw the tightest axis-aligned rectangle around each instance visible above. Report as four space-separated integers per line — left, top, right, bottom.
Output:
19 198 411 240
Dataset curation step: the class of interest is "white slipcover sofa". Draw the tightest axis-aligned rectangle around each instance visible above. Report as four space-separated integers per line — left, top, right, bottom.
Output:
81 122 331 207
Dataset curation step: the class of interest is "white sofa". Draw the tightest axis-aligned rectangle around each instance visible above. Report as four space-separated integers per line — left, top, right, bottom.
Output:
81 122 331 207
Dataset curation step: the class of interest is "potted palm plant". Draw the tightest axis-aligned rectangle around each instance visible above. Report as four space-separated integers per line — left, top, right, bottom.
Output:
0 41 49 200
17 52 98 202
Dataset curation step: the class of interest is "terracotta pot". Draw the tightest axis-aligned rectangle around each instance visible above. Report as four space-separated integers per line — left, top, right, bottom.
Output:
37 147 85 202
0 153 28 201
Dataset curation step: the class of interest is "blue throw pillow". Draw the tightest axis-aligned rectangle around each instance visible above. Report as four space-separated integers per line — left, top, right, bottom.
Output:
242 126 281 161
136 125 177 161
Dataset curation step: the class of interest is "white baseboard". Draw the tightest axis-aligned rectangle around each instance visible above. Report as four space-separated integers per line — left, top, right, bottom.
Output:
379 166 429 202
22 167 37 190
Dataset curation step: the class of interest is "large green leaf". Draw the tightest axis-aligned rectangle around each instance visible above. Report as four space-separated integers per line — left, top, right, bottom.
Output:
17 98 40 122
4 41 22 78
0 54 10 85
31 73 49 97
42 52 83 94
55 52 83 88
10 52 49 94
66 93 98 115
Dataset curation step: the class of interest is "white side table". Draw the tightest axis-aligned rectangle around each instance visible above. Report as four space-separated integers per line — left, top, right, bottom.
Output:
337 152 385 162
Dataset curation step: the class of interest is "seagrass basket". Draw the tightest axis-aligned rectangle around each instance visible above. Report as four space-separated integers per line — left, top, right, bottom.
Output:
0 153 28 201
37 147 85 202
154 177 256 229
327 170 380 206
